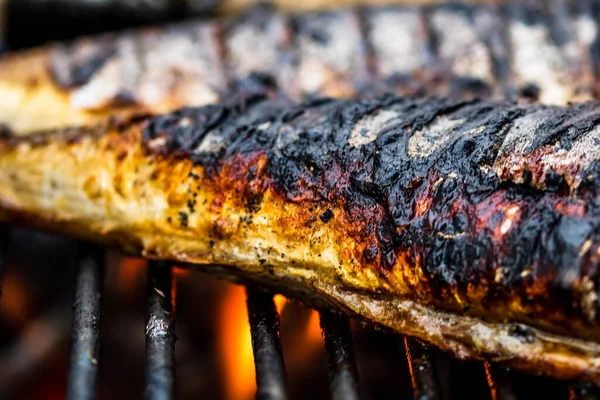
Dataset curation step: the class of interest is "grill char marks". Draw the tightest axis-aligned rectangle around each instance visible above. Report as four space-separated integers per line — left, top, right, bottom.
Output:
48 20 227 111
424 3 498 99
50 36 118 89
505 0 598 104
141 95 600 341
223 6 292 96
364 5 432 96
291 9 369 99
18 1 598 134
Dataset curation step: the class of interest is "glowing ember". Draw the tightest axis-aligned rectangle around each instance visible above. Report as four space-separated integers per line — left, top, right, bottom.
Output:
499 205 521 236
415 197 431 217
499 218 513 235
506 205 520 217
484 361 497 400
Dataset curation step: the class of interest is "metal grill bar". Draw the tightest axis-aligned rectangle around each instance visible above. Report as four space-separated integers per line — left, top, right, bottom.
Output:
484 363 517 400
66 243 105 400
319 311 360 400
404 337 441 400
145 261 176 400
246 287 287 400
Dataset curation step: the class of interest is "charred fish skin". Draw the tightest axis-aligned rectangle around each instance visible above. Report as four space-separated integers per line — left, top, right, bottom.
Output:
139 95 600 341
4 94 600 381
1 0 599 134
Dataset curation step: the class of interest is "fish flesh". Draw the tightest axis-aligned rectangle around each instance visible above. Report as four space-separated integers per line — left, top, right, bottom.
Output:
0 0 598 134
2 93 600 382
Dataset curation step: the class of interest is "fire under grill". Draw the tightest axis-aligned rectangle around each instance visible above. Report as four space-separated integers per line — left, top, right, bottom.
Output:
0 224 599 400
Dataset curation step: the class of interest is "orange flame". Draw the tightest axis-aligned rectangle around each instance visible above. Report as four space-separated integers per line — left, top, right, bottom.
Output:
0 270 29 327
171 272 178 317
117 257 147 294
172 266 191 277
305 310 322 346
283 307 323 368
218 284 256 400
218 287 327 400
274 294 287 314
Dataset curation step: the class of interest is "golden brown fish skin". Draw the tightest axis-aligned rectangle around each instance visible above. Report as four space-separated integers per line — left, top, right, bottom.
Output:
3 94 600 381
0 0 596 134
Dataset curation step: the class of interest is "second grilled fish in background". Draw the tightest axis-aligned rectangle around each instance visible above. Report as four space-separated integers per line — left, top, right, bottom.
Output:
1 0 599 134
2 94 600 382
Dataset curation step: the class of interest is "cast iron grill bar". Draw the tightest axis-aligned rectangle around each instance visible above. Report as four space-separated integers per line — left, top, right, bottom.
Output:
145 261 176 400
319 311 360 400
246 287 288 400
404 337 441 400
66 243 105 400
484 363 517 400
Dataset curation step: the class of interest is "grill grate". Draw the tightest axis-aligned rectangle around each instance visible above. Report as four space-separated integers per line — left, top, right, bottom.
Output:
1 236 600 399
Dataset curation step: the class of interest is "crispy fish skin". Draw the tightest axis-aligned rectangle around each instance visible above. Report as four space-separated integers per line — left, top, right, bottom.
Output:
0 1 597 134
2 94 600 381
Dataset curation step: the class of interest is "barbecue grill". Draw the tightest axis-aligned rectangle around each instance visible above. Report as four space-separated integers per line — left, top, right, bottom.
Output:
2 2 600 399
0 223 599 400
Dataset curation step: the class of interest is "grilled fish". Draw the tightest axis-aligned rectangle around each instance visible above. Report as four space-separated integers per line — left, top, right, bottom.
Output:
0 0 597 134
2 94 600 382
